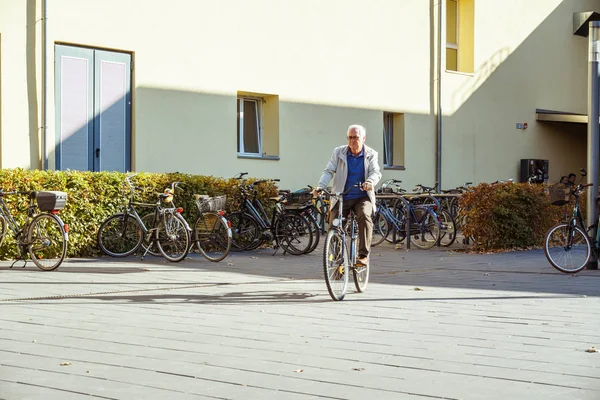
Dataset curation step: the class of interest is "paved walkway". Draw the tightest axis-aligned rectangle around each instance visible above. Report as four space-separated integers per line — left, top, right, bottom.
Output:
0 242 599 399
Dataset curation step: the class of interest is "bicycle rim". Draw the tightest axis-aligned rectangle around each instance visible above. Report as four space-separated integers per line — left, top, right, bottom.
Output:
410 208 440 249
371 210 389 247
229 212 260 251
28 214 67 271
438 210 457 247
156 213 191 262
544 223 590 273
323 230 348 301
97 213 143 257
276 213 312 255
195 213 231 262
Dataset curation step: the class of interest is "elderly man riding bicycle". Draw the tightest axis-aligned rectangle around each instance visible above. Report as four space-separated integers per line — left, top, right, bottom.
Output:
313 124 382 266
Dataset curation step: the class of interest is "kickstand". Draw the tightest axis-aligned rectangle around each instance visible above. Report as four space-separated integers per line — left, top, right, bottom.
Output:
10 259 28 269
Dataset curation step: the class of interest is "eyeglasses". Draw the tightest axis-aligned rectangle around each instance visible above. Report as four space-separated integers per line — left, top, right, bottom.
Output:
347 136 360 140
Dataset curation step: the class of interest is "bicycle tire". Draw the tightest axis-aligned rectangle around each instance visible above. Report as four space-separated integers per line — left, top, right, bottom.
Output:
97 213 143 257
371 210 390 247
156 212 191 262
302 210 321 254
438 210 457 247
275 213 313 255
229 212 261 251
28 213 67 271
140 213 160 257
353 261 369 293
410 207 440 249
194 213 231 262
323 229 348 301
0 214 6 247
544 223 590 273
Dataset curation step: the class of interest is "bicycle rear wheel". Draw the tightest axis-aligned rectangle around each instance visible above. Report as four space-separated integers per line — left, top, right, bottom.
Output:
544 223 590 273
371 210 390 246
0 214 6 247
97 213 143 257
194 212 231 262
28 213 67 271
353 261 369 293
276 213 312 255
323 229 348 301
438 210 457 247
156 212 191 262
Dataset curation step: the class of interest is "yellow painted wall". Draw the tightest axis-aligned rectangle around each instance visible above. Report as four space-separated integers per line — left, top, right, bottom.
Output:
441 0 595 186
0 0 596 191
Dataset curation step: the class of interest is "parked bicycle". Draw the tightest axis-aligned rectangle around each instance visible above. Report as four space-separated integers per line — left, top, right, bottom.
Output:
544 168 596 273
317 183 369 301
193 194 232 262
229 173 313 255
97 175 191 262
0 190 68 271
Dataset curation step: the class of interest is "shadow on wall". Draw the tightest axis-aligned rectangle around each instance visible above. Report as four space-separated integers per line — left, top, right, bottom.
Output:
442 0 591 185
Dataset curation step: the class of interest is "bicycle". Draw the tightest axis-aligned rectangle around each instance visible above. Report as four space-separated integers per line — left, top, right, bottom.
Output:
97 175 192 262
318 183 369 301
544 168 596 273
229 173 313 255
372 190 441 249
0 190 68 271
193 194 232 262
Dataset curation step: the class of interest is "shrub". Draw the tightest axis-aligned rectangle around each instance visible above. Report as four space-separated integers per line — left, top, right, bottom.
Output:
0 169 278 259
459 182 567 251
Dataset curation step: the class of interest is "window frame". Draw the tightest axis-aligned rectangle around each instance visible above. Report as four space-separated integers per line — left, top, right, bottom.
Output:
445 0 459 72
237 96 263 156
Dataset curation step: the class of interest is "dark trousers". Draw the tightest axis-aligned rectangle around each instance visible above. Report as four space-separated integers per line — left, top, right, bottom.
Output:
329 196 373 258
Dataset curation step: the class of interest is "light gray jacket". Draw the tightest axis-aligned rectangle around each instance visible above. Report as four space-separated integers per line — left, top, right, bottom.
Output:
317 144 382 211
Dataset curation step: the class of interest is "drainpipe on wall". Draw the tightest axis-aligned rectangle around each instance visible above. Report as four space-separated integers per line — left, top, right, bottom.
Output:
41 0 49 169
436 0 443 192
586 21 600 270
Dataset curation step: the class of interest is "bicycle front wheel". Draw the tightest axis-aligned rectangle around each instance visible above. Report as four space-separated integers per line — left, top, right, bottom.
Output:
323 229 348 301
28 213 67 271
438 210 457 247
194 213 231 262
544 223 590 273
229 212 261 251
353 258 369 293
97 213 143 257
156 212 191 262
410 208 440 249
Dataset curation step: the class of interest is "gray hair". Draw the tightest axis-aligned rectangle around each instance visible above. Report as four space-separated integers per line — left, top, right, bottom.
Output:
347 124 366 138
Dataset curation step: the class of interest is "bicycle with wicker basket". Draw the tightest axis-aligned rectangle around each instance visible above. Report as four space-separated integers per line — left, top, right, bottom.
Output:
0 189 68 271
192 194 232 262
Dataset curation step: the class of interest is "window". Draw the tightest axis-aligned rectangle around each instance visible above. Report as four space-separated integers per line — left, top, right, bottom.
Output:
446 0 458 71
237 92 279 159
237 97 262 155
445 0 474 73
383 112 404 169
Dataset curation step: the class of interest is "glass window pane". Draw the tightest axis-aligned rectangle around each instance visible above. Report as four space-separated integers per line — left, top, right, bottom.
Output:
446 48 458 71
243 100 260 154
383 112 393 165
446 0 458 45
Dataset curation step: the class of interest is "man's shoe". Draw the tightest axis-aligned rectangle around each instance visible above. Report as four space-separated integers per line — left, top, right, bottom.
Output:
356 256 369 266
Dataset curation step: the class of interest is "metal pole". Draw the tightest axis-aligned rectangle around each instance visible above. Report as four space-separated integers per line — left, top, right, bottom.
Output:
42 0 49 169
436 0 443 193
587 21 600 269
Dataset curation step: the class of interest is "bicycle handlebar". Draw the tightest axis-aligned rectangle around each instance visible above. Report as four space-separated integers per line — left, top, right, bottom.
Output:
313 182 362 198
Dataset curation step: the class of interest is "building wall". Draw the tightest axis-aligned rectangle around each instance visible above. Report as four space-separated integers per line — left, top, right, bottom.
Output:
441 0 598 186
0 0 596 190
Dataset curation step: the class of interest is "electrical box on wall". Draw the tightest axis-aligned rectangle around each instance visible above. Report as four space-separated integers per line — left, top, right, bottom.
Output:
520 159 549 183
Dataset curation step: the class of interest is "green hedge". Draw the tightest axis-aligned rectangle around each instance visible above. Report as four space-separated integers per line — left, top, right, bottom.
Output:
458 182 571 251
0 169 278 259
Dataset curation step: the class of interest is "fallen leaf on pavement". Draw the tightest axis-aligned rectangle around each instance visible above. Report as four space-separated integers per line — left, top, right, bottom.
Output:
585 347 598 353
251 256 258 259
414 287 424 291
294 369 304 373
352 368 365 371
227 263 234 266
59 362 72 366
